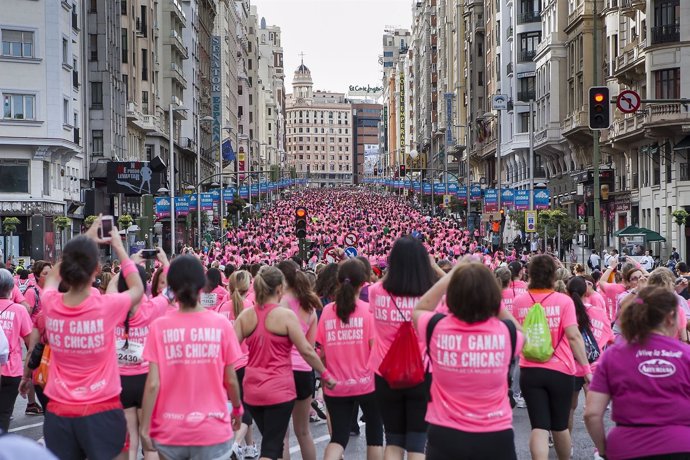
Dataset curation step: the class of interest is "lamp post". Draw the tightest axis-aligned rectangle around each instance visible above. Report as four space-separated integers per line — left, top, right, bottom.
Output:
168 103 187 256
197 115 214 248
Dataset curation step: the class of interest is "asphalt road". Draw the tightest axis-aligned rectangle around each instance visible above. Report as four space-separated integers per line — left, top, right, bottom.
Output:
9 393 612 459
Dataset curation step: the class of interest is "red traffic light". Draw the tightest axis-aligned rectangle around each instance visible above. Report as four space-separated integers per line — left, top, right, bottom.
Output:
295 207 307 218
593 93 605 103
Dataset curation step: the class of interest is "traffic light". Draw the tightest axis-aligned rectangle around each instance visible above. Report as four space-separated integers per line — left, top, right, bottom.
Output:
374 167 378 176
588 86 610 130
295 207 307 239
399 165 406 177
500 208 506 223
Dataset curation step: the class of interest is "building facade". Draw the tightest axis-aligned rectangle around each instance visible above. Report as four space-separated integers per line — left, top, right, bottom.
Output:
286 62 353 187
1 0 86 260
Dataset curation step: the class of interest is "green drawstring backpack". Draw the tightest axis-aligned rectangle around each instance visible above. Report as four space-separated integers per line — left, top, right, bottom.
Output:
522 292 556 362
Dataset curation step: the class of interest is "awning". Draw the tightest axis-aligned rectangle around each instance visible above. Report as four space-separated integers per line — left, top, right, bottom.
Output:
674 135 690 151
614 225 666 242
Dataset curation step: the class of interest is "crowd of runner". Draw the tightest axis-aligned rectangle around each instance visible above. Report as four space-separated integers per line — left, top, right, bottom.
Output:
0 188 689 460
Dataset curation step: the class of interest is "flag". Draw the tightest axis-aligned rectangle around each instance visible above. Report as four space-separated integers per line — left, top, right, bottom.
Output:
222 139 235 161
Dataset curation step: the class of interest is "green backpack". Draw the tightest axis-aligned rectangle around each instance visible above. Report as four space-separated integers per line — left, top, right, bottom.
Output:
522 292 555 362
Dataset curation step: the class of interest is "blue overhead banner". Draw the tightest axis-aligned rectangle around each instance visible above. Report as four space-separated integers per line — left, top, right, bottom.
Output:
457 186 468 203
223 188 236 202
534 189 551 210
470 184 482 201
484 189 498 212
200 193 214 211
174 196 189 216
239 186 249 199
209 189 221 204
501 188 515 209
515 190 530 210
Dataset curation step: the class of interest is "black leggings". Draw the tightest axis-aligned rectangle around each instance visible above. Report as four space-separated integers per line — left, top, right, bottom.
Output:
0 376 20 432
426 424 517 460
374 374 429 453
324 392 383 449
245 400 295 460
235 367 253 426
520 367 574 431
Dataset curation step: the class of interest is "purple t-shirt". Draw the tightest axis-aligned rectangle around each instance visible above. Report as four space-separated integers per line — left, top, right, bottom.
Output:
589 334 690 459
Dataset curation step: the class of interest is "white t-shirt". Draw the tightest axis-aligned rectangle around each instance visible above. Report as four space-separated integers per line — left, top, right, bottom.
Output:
640 255 654 271
589 253 601 268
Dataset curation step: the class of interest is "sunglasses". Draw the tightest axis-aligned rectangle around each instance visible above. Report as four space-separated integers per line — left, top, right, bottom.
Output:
630 275 642 281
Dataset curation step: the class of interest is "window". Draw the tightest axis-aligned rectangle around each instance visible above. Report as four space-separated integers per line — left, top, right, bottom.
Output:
89 34 97 61
238 84 243 95
43 162 50 195
141 49 148 80
518 76 536 101
121 28 127 63
2 29 34 58
142 91 149 114
90 0 97 12
62 38 69 65
0 160 29 193
654 68 680 99
652 0 680 44
63 98 69 125
121 0 127 15
519 32 541 61
3 93 35 120
91 82 103 107
92 130 103 156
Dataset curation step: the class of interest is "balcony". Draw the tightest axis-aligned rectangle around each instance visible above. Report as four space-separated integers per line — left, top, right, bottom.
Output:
619 0 646 17
651 24 680 45
608 112 646 142
517 90 535 102
644 103 690 130
170 62 188 88
126 102 140 120
140 114 161 132
169 30 188 59
170 0 186 24
517 10 540 24
614 38 645 82
72 69 79 88
518 49 536 62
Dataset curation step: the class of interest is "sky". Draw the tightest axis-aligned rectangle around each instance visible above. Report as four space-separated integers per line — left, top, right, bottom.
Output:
252 0 412 94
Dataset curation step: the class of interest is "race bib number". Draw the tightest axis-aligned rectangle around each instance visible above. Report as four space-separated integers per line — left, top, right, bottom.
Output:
200 293 217 308
116 340 144 366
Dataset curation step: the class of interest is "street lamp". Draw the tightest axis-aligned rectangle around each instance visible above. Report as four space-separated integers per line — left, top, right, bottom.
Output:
168 103 188 256
197 115 214 248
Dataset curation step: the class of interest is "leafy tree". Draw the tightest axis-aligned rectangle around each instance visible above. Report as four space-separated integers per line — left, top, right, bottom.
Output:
508 209 578 243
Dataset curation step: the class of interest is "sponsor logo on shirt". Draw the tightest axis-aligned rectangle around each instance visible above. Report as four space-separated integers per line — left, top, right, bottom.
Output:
186 411 205 423
638 358 676 378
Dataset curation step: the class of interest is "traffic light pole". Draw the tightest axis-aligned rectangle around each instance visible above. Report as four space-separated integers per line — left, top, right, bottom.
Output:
593 0 602 252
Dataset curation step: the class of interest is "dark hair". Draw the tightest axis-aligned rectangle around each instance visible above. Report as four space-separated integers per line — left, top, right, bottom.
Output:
508 261 523 280
677 262 689 273
567 276 590 330
446 263 501 323
60 236 99 288
622 264 642 283
383 236 437 297
117 265 147 293
315 263 339 302
620 286 677 343
224 263 236 279
277 260 321 313
31 260 52 280
151 266 165 297
528 255 556 290
356 256 372 281
167 255 206 308
250 263 262 277
18 269 29 280
335 259 367 324
254 266 285 306
205 268 222 292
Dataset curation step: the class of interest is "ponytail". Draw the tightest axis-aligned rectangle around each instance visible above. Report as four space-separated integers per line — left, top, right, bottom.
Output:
334 259 367 324
277 260 321 313
254 266 284 307
567 276 590 330
620 286 676 343
229 270 251 319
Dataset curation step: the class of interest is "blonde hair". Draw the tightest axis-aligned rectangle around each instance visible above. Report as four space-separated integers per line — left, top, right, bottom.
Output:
253 266 285 306
229 270 251 319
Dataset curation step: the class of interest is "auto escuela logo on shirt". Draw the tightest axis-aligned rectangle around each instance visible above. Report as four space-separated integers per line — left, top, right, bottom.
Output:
636 349 680 378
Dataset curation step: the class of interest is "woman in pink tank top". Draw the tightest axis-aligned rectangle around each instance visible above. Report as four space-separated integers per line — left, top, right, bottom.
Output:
277 260 321 460
234 266 335 460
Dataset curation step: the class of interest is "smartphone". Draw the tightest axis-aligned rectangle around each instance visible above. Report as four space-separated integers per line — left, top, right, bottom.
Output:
99 215 114 241
141 249 159 259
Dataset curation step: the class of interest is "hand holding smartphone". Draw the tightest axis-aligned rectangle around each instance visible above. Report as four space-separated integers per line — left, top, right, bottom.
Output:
98 215 114 241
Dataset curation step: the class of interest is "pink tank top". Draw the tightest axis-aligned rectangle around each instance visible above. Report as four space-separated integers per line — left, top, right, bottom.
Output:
287 296 313 372
243 304 296 406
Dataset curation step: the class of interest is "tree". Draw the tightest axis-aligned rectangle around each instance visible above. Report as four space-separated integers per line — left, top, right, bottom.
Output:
508 209 579 244
2 217 21 262
117 214 133 230
84 215 98 229
53 216 72 258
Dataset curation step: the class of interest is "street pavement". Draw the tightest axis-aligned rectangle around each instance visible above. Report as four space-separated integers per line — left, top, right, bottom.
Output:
10 393 613 459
